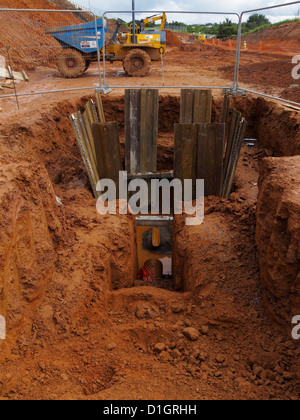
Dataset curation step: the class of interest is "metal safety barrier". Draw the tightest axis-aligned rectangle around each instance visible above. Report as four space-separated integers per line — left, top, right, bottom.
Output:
234 1 300 107
101 10 240 93
0 3 299 108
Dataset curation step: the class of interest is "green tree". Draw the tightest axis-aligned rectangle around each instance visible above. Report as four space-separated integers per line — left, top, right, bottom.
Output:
217 19 238 38
245 14 270 31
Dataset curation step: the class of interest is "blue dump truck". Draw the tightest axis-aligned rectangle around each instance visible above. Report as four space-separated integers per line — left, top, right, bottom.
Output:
46 15 167 78
46 19 107 78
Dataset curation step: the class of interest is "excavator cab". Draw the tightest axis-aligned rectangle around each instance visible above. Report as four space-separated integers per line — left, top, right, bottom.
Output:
121 14 167 49
106 13 167 76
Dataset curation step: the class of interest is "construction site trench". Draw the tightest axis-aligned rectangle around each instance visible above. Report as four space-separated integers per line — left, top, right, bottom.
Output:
0 91 300 400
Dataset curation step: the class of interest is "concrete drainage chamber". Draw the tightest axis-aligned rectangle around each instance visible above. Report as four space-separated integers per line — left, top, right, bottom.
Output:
135 216 173 289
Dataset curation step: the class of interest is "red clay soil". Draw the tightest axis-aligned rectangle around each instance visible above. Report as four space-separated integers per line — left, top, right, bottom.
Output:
0 0 84 71
0 93 299 400
0 1 300 400
0 0 125 71
165 30 183 47
165 42 299 103
226 21 300 102
242 21 300 44
221 55 300 103
229 96 300 156
256 156 300 327
223 59 299 90
281 86 300 104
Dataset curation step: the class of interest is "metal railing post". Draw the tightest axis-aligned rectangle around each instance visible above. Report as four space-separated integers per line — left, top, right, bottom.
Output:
234 14 243 90
93 13 102 90
102 14 107 89
97 14 111 94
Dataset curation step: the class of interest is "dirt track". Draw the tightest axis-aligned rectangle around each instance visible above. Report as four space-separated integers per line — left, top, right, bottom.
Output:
0 1 300 401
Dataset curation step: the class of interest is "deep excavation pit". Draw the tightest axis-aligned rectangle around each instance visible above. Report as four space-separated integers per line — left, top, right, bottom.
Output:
0 92 300 400
0 93 298 309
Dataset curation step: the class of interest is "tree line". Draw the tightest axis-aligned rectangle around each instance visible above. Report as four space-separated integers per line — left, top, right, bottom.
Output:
174 14 272 38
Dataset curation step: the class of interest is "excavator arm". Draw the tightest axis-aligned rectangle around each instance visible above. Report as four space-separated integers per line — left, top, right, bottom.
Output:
140 13 167 32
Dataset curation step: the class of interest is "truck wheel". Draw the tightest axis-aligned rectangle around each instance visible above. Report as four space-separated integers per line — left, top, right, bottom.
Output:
58 49 87 78
123 49 151 77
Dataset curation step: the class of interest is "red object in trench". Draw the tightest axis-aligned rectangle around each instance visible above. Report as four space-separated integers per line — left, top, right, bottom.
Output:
137 265 158 284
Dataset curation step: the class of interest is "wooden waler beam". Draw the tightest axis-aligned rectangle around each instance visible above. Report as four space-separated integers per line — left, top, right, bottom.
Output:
69 94 109 198
125 88 159 174
70 111 99 198
95 91 106 123
176 89 225 198
174 122 226 199
180 89 213 124
175 90 247 199
174 123 198 199
221 117 248 198
197 123 226 197
92 121 122 191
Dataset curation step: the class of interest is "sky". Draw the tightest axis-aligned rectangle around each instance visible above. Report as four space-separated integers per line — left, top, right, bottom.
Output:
72 0 300 23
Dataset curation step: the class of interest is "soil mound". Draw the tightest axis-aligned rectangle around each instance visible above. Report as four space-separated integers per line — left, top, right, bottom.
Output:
0 0 83 71
0 0 137 71
242 21 300 44
165 30 183 47
221 60 298 100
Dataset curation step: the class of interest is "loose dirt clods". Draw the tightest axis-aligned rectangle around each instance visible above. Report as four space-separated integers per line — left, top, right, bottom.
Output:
0 0 300 401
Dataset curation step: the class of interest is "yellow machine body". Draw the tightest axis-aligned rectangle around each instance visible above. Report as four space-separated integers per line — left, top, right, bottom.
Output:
106 13 167 61
198 33 207 41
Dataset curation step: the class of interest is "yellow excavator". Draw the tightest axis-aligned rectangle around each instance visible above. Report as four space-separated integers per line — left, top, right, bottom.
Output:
47 13 167 78
198 33 207 41
110 13 167 76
